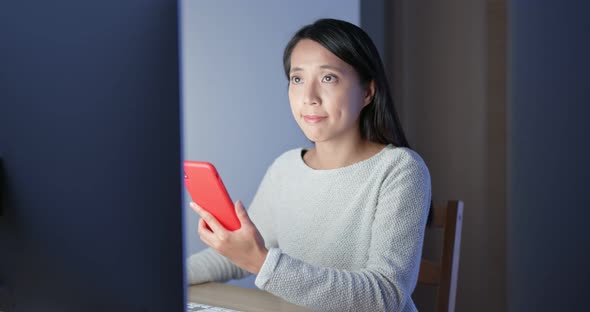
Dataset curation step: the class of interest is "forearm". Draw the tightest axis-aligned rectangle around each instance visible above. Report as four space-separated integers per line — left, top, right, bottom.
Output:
255 248 416 312
187 248 251 285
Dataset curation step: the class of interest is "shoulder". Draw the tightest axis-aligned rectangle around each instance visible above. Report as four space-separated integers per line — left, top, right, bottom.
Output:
383 146 427 167
259 147 304 180
269 147 304 169
378 146 431 184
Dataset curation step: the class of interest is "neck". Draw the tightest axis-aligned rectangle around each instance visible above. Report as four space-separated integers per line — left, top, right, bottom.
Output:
308 132 385 170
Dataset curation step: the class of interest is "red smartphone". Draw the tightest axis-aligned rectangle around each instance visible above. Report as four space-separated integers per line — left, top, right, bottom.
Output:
183 161 241 231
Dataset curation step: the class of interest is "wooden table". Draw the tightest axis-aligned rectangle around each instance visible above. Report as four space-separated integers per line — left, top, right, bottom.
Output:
188 282 312 312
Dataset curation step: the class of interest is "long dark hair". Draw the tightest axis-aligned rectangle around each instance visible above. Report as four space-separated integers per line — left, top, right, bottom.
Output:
283 18 433 226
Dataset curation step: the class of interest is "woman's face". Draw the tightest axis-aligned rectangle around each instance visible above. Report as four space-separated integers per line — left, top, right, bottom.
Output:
288 39 372 144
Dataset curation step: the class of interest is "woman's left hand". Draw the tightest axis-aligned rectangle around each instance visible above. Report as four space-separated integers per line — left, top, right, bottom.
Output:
191 200 268 274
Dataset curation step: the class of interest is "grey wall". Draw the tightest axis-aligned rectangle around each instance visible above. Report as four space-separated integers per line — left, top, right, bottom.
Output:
180 0 360 288
508 2 590 311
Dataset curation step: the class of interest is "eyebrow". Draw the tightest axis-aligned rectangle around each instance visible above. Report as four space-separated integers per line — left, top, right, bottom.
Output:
290 65 344 74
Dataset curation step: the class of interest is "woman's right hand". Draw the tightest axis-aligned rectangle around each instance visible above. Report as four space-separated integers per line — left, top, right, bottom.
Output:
191 201 269 274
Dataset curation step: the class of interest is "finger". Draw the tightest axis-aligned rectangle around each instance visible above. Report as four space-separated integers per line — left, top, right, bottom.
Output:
190 202 216 226
190 202 228 235
197 217 212 234
197 218 215 246
190 202 203 214
235 200 253 226
197 218 210 236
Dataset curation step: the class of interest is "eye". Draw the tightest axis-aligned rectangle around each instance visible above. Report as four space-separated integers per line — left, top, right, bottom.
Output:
322 74 337 83
290 76 302 84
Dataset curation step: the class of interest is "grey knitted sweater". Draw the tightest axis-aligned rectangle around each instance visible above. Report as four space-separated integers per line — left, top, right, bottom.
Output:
187 145 431 311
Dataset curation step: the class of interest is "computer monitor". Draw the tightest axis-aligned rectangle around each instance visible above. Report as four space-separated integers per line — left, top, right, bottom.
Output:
0 1 185 311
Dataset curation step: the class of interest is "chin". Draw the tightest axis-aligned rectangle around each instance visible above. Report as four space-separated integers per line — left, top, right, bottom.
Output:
302 130 323 142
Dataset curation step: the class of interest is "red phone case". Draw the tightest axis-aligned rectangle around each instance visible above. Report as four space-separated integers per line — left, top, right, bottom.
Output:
183 161 241 231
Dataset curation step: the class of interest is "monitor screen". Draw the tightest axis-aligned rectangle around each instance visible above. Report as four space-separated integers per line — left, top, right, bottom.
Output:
0 1 184 311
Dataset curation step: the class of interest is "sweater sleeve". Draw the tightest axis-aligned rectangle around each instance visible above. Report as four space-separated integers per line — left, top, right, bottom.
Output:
186 160 278 285
254 155 431 312
187 248 250 284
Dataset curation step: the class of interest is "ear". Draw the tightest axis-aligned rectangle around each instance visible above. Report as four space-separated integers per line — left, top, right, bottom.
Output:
363 80 376 107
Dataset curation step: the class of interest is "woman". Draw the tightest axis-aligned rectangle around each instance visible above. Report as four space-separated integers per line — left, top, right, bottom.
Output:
187 18 431 312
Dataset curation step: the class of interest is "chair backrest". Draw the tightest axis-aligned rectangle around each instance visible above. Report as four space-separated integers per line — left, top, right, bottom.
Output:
417 200 464 312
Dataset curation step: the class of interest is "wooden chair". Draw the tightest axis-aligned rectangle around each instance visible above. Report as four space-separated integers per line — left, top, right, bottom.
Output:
416 200 464 312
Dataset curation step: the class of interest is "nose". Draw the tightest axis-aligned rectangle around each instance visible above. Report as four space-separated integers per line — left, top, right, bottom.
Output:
303 80 320 106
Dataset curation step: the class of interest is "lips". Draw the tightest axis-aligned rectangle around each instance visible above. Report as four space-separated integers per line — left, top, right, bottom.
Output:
303 115 327 123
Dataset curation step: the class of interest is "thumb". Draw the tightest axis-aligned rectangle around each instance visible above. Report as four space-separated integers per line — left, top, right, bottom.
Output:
235 200 252 225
